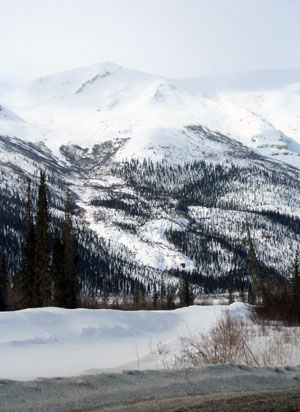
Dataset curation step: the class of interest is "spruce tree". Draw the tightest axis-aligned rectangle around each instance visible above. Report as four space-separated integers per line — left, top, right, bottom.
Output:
238 275 245 302
33 172 50 307
160 272 165 308
140 282 146 308
228 277 234 304
247 282 255 304
152 282 158 308
18 179 36 308
133 279 140 309
244 223 266 305
62 188 79 308
102 273 108 307
291 251 300 298
290 250 300 321
179 271 193 307
51 229 65 307
166 286 175 310
0 255 9 311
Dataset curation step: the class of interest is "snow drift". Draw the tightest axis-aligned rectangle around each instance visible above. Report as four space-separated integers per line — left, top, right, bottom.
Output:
0 303 251 380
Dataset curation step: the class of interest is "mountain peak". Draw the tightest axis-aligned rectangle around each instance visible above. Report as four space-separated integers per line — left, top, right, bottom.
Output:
27 61 162 103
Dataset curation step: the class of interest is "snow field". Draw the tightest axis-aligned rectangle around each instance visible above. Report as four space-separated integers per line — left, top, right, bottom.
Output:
1 62 300 167
0 303 250 380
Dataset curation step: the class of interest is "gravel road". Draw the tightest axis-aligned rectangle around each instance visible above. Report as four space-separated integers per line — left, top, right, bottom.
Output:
1 365 300 412
92 388 300 412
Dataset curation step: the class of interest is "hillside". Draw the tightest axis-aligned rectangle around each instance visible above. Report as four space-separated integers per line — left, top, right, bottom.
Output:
0 63 300 295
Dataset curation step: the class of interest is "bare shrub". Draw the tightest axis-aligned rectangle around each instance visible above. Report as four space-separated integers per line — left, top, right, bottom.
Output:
180 311 300 368
148 339 172 369
149 340 169 356
181 312 253 366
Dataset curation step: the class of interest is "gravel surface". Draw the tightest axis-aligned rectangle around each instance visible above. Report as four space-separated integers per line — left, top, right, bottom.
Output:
1 365 300 412
89 389 300 412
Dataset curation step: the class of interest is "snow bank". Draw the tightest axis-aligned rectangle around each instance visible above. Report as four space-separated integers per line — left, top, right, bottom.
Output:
0 304 252 380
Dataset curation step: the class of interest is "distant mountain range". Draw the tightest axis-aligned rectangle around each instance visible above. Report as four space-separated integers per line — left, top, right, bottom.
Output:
0 63 299 293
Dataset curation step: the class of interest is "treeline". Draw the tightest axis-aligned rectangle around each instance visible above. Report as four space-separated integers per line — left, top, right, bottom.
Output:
101 273 193 311
0 172 196 311
0 170 166 304
226 224 300 324
0 159 299 321
255 250 300 324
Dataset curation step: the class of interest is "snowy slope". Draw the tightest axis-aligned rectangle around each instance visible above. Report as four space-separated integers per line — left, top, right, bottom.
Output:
0 63 300 281
223 84 300 163
0 63 299 167
1 303 299 381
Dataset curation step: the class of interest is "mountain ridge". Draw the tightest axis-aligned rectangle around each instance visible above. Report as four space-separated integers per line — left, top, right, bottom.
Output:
0 62 299 168
0 62 299 295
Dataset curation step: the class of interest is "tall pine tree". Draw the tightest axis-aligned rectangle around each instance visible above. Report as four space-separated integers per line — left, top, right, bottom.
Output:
18 179 36 308
0 255 9 311
61 188 79 308
33 172 50 307
290 250 300 321
179 271 193 307
244 223 266 305
51 228 65 307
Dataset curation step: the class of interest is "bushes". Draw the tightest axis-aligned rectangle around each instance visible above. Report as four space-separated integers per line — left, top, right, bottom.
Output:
179 311 300 368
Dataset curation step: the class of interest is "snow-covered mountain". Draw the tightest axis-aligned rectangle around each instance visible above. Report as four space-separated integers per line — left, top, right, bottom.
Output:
1 63 300 292
1 63 300 167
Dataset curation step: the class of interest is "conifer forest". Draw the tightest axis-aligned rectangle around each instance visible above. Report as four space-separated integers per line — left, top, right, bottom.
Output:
0 144 299 321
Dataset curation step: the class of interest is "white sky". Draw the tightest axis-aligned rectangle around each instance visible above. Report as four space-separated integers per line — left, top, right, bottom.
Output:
0 0 300 81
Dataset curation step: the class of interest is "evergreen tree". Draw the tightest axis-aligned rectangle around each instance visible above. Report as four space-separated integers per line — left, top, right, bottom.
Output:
33 172 50 307
140 282 146 308
247 282 255 304
290 250 300 321
166 285 175 310
160 272 165 308
102 273 108 307
228 277 234 304
61 188 79 308
152 282 158 308
0 255 9 310
133 279 140 309
179 271 193 307
18 179 36 308
244 223 266 305
291 251 300 298
51 229 65 307
238 275 245 302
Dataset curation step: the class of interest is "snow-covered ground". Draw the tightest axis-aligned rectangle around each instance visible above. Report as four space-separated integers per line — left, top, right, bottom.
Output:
1 303 299 381
0 303 249 380
80 200 194 271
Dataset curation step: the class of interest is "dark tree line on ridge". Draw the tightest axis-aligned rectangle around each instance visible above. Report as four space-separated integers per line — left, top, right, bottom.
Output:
1 158 299 295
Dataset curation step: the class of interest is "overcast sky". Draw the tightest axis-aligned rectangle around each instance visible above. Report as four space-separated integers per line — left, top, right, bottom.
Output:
0 0 300 81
